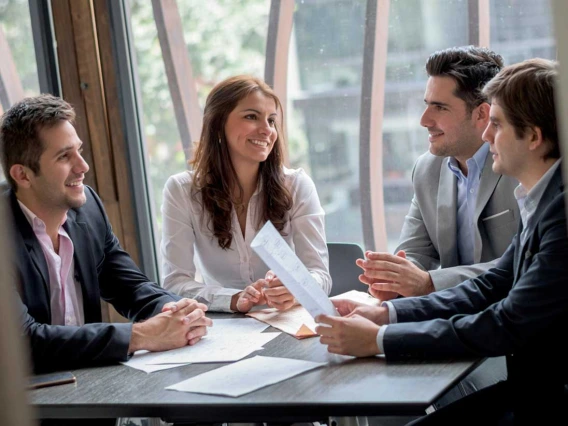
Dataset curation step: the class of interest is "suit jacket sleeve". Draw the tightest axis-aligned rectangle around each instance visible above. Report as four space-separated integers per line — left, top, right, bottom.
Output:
18 289 133 372
89 187 180 321
384 193 568 360
18 187 180 373
428 258 501 291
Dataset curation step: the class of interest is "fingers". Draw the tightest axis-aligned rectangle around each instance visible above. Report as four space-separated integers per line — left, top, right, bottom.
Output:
263 284 289 297
271 298 296 311
369 287 398 301
186 324 209 343
177 301 208 316
371 282 398 293
315 314 336 327
243 285 262 303
265 277 283 288
162 297 194 313
181 308 211 327
365 251 406 264
363 269 399 281
265 270 275 280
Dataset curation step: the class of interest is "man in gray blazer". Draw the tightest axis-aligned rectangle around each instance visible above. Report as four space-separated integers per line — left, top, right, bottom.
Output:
360 46 519 300
358 46 520 403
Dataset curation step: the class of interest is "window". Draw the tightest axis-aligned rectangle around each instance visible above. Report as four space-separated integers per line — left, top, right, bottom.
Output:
0 0 41 179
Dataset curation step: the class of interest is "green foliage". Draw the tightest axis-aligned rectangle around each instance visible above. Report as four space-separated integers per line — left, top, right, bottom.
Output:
129 0 309 234
0 0 40 98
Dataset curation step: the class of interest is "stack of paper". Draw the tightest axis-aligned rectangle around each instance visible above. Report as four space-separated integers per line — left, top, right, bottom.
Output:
166 355 327 397
122 318 274 373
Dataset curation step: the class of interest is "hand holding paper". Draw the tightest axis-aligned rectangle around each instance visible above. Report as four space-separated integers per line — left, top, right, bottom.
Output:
250 221 338 319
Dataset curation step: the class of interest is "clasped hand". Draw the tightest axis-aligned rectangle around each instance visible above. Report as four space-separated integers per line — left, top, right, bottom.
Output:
128 298 212 353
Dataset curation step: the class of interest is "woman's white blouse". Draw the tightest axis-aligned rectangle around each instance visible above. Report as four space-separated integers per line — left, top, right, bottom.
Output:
161 167 331 312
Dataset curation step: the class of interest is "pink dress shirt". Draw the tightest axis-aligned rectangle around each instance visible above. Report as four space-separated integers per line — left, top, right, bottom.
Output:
18 201 84 326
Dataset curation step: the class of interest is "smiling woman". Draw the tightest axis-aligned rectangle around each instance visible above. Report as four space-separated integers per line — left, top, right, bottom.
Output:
160 75 331 314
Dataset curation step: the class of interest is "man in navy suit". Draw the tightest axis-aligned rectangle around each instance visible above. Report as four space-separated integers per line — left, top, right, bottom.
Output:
317 58 567 425
0 94 212 374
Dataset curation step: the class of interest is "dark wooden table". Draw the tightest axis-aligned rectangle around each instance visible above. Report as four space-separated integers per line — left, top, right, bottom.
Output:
29 314 481 423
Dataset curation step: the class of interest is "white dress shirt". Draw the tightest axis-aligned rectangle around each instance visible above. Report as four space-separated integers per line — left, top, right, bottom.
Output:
161 167 331 312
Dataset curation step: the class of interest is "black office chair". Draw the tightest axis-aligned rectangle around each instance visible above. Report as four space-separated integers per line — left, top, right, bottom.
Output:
326 242 367 297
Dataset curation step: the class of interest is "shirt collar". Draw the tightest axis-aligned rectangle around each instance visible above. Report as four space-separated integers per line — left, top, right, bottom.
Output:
447 143 490 181
17 200 68 230
514 158 562 204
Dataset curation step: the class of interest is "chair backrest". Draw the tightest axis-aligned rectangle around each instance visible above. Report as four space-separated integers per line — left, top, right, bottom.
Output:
326 242 367 297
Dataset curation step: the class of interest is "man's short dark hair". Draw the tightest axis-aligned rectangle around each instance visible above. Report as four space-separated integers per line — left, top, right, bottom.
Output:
0 94 76 189
483 58 560 160
426 46 504 113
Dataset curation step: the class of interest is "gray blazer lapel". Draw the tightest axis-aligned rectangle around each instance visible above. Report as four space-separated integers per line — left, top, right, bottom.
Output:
473 153 500 262
437 159 458 266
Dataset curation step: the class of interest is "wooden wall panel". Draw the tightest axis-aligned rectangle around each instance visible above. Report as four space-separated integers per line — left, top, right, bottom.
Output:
51 0 145 322
51 0 98 191
93 0 140 266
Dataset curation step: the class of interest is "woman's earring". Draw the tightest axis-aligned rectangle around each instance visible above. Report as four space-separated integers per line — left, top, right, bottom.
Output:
218 137 222 145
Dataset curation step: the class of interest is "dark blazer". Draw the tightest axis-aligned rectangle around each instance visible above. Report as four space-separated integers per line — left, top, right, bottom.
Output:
7 185 179 373
385 165 568 417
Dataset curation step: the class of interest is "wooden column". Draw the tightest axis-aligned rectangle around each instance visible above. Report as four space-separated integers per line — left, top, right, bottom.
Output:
51 0 142 322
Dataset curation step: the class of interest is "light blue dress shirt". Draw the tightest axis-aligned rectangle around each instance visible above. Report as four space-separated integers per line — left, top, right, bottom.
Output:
447 143 490 266
514 159 561 246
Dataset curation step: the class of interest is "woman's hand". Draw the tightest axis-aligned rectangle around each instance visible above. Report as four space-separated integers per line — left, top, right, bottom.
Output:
231 279 268 313
263 270 296 311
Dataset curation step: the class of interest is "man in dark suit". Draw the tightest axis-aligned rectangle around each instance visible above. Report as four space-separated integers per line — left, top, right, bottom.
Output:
0 94 212 374
316 59 567 425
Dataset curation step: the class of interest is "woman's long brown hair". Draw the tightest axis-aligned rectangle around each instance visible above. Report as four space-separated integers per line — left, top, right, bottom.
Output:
190 75 293 249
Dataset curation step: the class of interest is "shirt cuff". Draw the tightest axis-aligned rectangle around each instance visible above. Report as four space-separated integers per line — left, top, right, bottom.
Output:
381 301 397 324
376 324 387 354
208 288 242 312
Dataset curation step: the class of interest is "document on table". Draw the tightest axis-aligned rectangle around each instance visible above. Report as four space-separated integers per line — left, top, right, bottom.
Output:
247 305 317 339
166 355 327 397
122 351 189 373
146 332 280 365
251 221 338 319
207 318 270 338
246 290 379 339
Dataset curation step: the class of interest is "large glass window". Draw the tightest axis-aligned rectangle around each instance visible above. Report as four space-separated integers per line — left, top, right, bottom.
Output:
129 0 556 264
0 0 41 179
129 0 270 269
288 0 366 245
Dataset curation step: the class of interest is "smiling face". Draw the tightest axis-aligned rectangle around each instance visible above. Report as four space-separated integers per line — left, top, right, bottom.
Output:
223 90 278 170
420 76 485 163
24 120 90 214
482 101 529 180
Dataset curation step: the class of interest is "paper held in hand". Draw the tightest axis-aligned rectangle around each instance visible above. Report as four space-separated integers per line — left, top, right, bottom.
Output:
250 221 339 319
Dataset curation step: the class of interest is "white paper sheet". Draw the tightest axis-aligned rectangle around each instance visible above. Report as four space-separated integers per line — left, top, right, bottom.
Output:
146 332 280 365
250 221 338 319
207 318 270 338
166 355 327 397
122 350 189 373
